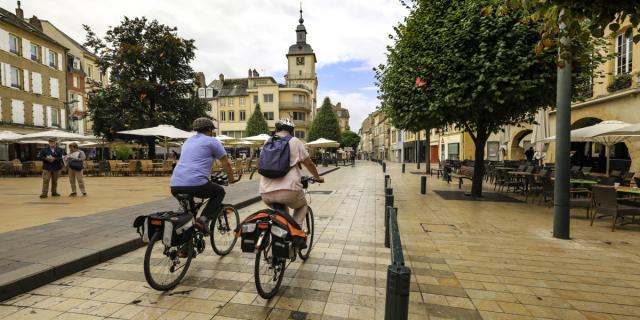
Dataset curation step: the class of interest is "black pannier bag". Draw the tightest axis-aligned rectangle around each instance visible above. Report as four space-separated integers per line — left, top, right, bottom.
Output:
239 211 270 253
133 211 194 246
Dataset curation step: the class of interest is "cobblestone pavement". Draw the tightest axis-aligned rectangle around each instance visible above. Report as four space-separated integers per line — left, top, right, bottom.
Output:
4 161 640 319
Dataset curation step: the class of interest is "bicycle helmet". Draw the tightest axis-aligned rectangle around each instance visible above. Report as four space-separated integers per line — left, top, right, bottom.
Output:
275 118 295 134
192 117 215 132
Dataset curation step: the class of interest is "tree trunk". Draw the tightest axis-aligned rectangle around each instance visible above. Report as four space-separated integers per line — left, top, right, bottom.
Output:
425 129 431 174
471 131 488 197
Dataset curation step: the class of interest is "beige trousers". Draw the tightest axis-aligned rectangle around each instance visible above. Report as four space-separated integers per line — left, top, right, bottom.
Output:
42 170 60 195
261 189 308 225
68 169 86 194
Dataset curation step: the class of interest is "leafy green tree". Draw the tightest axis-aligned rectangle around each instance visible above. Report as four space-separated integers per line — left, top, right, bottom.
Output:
244 104 269 137
378 0 576 197
84 17 208 158
308 97 341 142
340 130 361 150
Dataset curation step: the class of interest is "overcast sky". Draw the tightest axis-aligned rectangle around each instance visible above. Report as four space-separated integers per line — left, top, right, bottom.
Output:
7 0 407 130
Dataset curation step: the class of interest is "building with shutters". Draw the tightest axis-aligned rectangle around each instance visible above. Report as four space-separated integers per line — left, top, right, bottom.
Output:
39 19 107 136
331 102 350 131
199 8 317 141
0 4 68 161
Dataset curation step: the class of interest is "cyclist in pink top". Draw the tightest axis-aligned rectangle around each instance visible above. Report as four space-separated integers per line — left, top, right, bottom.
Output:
259 119 324 225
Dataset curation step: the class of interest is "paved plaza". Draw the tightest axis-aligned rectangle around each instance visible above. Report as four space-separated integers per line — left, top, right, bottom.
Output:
2 161 640 319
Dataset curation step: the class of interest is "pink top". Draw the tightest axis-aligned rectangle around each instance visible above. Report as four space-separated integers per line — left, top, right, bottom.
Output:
259 132 309 193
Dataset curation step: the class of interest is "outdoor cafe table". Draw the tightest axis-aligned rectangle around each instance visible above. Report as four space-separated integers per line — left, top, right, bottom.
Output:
616 186 640 195
551 178 598 185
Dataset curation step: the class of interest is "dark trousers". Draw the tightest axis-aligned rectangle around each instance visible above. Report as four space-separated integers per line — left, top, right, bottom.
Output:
171 182 225 219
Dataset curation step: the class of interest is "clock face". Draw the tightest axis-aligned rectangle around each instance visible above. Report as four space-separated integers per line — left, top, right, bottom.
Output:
296 57 305 65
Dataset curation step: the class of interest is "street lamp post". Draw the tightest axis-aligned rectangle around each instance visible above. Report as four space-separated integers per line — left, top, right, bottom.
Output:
553 16 572 240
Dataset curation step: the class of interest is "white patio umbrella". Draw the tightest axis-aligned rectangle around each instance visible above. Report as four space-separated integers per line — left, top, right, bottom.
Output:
244 134 271 142
531 110 550 161
542 120 630 173
118 124 194 159
306 138 340 148
215 134 236 143
0 131 23 142
17 130 99 142
595 123 640 138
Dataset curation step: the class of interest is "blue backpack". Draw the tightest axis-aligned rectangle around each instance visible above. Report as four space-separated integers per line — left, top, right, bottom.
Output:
259 135 293 178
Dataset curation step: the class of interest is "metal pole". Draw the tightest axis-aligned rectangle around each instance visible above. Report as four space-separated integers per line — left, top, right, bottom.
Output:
421 176 427 195
402 163 405 173
416 133 421 170
553 17 571 240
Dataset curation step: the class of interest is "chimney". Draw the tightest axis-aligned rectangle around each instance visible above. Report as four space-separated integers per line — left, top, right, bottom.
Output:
15 1 23 19
219 73 224 82
29 15 42 31
248 69 252 78
336 102 342 109
252 69 259 77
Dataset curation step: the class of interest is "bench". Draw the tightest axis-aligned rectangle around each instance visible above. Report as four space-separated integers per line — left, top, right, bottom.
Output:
451 165 475 189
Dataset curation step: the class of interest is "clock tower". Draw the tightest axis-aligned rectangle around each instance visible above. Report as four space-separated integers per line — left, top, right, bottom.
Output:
285 6 318 116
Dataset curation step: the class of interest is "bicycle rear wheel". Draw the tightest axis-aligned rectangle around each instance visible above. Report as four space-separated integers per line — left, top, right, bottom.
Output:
254 244 285 299
143 232 193 291
210 204 240 256
298 206 314 260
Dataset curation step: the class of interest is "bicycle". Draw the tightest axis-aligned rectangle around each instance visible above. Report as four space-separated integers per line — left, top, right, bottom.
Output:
141 172 241 291
242 175 318 298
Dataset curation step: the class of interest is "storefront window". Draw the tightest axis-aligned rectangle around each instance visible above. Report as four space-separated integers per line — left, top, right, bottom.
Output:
447 143 459 160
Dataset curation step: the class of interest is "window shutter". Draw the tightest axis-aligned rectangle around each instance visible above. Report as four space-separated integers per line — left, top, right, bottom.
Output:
22 39 30 59
0 63 5 86
46 106 52 127
3 63 10 87
23 70 29 92
32 72 42 94
0 29 8 52
43 47 49 66
77 95 84 111
11 99 24 124
60 108 66 129
57 51 62 70
32 104 44 126
50 77 59 98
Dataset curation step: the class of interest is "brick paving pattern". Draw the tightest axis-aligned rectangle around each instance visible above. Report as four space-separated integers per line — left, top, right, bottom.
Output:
2 161 640 319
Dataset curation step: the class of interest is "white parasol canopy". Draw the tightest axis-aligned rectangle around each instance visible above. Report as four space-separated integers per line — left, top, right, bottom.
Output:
306 138 340 148
595 123 640 138
541 120 630 173
118 124 194 159
17 130 99 142
0 131 23 142
215 134 236 142
243 134 271 142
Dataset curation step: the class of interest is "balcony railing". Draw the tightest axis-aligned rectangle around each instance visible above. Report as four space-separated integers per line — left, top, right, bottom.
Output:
292 119 309 127
285 73 317 80
280 101 311 110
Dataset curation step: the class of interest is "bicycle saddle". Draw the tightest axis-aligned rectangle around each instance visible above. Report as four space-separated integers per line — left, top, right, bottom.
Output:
175 193 194 201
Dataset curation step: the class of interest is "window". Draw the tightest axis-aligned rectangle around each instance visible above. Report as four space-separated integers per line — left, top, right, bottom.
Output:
10 66 22 89
219 97 226 107
253 95 258 104
293 94 306 104
616 33 633 75
50 78 60 98
48 51 58 68
206 88 213 98
198 88 206 98
263 112 274 120
9 34 20 55
263 94 274 103
447 143 460 160
487 141 500 161
239 97 245 106
228 111 235 121
51 108 59 127
222 131 244 138
240 110 246 121
220 111 226 121
73 75 78 88
86 64 93 78
72 57 80 70
30 43 41 62
295 131 305 139
229 97 234 106
292 112 305 121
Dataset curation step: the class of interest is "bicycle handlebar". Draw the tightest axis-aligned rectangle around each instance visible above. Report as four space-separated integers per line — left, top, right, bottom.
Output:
210 172 242 186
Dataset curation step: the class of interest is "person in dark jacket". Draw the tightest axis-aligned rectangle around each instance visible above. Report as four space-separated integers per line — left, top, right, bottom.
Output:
37 138 65 198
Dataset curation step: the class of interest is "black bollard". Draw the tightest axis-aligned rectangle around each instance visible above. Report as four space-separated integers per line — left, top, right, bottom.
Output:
402 163 405 173
417 161 420 170
384 175 390 189
383 162 386 172
421 176 427 195
384 206 391 248
384 264 411 320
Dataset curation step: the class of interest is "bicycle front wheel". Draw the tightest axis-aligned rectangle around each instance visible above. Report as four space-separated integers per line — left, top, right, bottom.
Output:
298 206 315 260
210 204 240 256
143 232 193 291
254 244 285 299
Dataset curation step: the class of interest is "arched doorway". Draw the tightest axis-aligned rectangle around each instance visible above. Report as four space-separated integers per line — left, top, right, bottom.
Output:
570 117 631 173
510 129 533 160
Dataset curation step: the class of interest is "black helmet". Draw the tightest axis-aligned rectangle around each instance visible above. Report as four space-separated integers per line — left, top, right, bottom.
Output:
192 117 215 132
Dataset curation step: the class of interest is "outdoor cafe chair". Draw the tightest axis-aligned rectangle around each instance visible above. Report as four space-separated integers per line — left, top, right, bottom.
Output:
525 175 543 203
610 170 622 178
581 166 592 174
591 185 640 231
599 176 617 186
541 177 554 206
569 188 593 219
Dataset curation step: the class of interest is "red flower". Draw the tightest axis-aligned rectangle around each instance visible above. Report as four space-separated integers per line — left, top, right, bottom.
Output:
415 77 427 87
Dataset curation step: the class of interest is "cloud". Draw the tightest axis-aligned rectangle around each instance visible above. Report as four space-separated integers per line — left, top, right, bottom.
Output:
318 89 379 131
12 0 406 82
359 86 378 91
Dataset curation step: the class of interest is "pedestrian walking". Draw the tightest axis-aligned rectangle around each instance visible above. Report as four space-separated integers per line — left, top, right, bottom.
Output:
66 142 87 197
525 147 534 163
37 138 65 198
